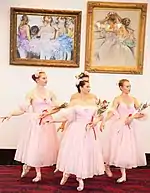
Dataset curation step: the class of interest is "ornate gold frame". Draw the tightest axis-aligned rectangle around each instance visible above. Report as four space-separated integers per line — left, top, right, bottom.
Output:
10 7 82 67
85 2 147 74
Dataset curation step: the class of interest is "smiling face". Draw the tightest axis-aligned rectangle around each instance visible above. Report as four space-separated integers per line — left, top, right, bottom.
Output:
80 81 91 94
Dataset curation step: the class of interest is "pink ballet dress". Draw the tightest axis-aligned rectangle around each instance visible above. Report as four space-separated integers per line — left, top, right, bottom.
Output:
103 102 146 169
54 105 105 179
14 97 59 167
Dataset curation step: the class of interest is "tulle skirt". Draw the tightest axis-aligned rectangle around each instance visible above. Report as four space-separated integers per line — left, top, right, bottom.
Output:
15 113 59 167
55 120 105 179
102 117 146 169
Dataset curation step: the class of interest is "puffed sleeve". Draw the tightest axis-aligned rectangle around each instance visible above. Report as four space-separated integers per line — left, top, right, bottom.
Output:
52 106 75 122
49 91 61 107
19 92 32 112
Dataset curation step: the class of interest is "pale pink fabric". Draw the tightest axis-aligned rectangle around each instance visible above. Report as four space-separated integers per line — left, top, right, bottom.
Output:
14 98 59 167
54 105 105 179
103 102 147 169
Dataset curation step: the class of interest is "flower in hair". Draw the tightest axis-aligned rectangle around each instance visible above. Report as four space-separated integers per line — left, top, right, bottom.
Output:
84 71 89 76
76 78 83 86
34 68 44 78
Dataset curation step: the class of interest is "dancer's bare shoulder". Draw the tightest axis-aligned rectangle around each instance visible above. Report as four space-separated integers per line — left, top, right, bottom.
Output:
70 92 80 101
25 89 35 100
69 99 79 107
113 95 121 104
89 93 97 100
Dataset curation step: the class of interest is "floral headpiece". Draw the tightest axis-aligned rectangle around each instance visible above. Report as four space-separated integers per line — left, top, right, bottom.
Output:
75 71 89 80
75 78 83 86
34 68 45 78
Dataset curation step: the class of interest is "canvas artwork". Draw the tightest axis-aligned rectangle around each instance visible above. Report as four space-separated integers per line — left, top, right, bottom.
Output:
85 2 147 74
10 7 81 67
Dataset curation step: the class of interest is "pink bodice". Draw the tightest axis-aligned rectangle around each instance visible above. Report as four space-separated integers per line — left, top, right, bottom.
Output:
117 102 136 118
31 98 54 113
74 106 96 122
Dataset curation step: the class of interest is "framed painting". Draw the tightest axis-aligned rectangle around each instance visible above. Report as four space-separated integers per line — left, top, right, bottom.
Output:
85 2 147 74
10 7 82 67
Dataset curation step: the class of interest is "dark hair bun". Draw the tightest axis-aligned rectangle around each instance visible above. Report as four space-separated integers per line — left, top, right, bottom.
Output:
32 74 37 82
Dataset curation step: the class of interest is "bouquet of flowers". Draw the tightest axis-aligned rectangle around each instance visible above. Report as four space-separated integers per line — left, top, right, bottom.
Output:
136 102 149 113
39 102 68 125
85 99 110 140
96 99 110 116
128 102 149 117
127 102 150 129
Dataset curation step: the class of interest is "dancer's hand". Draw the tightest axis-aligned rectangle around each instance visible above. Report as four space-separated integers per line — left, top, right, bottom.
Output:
57 125 64 132
86 122 96 129
100 123 105 132
40 108 60 120
125 116 133 125
57 122 66 132
134 112 145 119
39 110 50 120
1 114 12 122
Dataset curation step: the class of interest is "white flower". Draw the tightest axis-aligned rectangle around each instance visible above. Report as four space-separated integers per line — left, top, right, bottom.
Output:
34 68 44 78
75 78 83 86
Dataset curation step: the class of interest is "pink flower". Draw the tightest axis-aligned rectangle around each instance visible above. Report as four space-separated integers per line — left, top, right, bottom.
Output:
84 71 89 76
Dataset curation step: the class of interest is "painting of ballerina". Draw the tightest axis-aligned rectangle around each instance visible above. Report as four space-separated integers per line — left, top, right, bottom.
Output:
85 2 147 74
10 8 81 67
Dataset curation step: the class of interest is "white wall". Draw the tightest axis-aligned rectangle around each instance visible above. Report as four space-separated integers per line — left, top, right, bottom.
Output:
0 0 150 152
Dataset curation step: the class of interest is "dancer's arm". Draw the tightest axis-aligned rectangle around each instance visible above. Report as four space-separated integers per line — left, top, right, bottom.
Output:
26 25 31 40
49 91 60 107
58 93 78 129
39 91 68 119
86 96 102 128
49 101 76 123
1 92 32 122
131 97 144 119
133 97 140 110
87 114 103 129
100 97 119 128
10 92 32 116
124 97 145 125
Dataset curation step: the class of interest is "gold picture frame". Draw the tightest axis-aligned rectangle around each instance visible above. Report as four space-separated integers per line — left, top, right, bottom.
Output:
10 7 82 67
85 2 147 74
